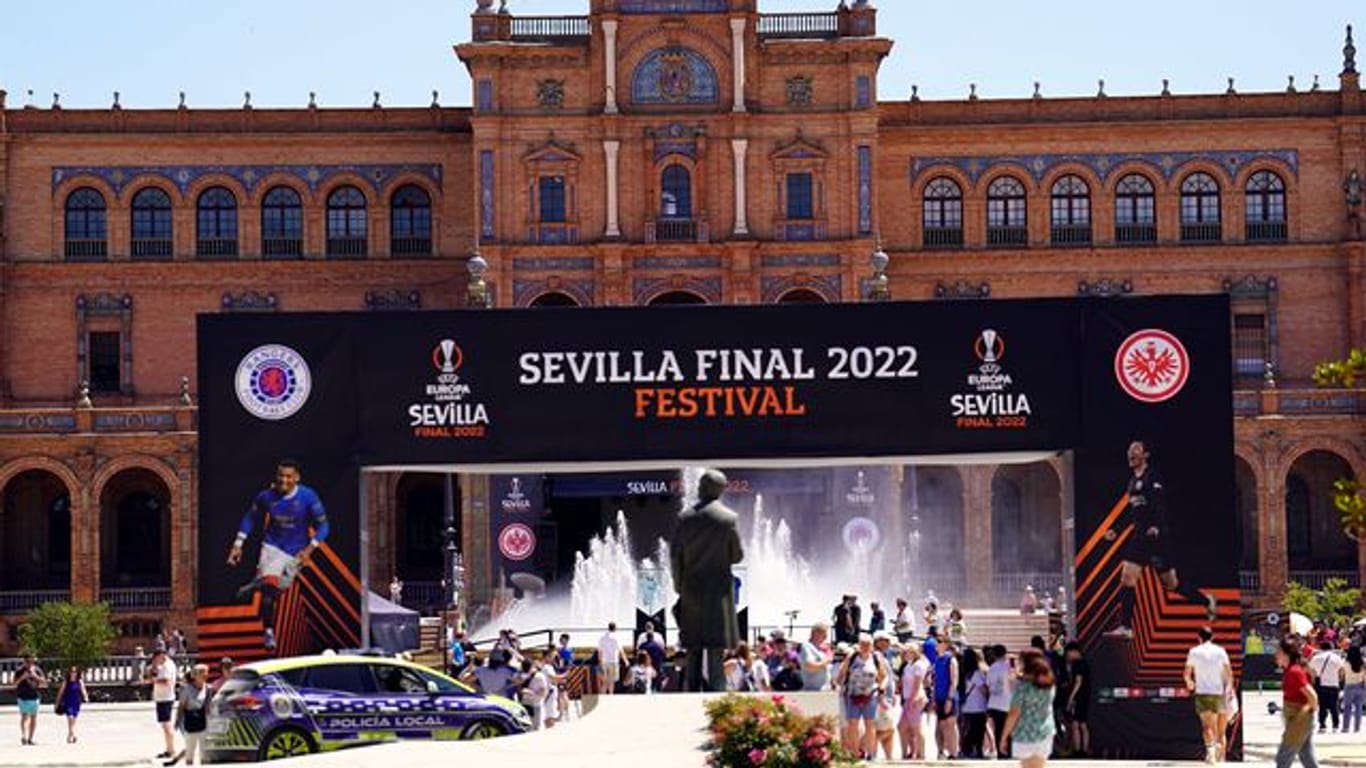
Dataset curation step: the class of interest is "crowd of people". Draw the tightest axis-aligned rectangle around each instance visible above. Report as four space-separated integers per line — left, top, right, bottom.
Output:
1274 623 1366 768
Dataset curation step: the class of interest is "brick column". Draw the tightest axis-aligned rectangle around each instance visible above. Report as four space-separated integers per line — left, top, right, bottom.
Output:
461 474 492 609
1262 449 1288 600
963 465 994 602
72 483 99 603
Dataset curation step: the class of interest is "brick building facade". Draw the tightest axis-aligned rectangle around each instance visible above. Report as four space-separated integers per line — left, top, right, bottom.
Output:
0 0 1363 650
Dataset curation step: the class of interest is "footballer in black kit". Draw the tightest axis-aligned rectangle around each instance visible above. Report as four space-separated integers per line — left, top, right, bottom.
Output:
1105 441 1216 638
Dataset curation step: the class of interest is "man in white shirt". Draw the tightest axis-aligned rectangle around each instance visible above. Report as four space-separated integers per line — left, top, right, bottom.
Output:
1310 640 1347 734
636 620 662 649
1184 626 1232 763
597 623 625 695
142 647 179 759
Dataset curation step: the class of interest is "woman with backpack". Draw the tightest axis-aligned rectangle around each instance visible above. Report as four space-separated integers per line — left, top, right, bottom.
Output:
836 633 888 760
56 666 88 744
1000 648 1057 768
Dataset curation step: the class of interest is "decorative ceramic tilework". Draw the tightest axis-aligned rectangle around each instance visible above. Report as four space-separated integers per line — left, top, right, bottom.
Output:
480 151 496 240
619 0 726 12
632 276 722 304
910 149 1299 185
760 253 841 268
856 76 872 108
634 255 721 269
858 146 873 235
654 142 698 161
760 274 843 303
94 412 177 432
1223 274 1278 295
934 280 992 299
1076 278 1134 297
632 47 719 105
512 278 595 307
512 257 595 271
221 291 278 312
0 413 78 433
364 289 422 310
53 164 441 197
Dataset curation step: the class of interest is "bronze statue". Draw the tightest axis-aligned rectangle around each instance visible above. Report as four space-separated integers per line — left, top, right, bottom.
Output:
670 468 743 692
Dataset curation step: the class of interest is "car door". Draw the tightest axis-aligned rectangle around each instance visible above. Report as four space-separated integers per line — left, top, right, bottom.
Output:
411 667 488 739
299 663 381 748
368 662 451 740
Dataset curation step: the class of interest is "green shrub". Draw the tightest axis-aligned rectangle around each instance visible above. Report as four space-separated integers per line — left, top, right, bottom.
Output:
18 602 118 672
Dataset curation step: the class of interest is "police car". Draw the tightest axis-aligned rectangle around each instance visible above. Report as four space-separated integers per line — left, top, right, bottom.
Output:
204 654 531 762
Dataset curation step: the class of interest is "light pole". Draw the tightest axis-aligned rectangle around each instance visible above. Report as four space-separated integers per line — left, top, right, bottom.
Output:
868 245 891 302
442 473 460 672
466 252 490 308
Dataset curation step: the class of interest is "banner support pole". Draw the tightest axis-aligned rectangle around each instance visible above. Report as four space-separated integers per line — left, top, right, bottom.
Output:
1060 451 1078 641
360 471 371 650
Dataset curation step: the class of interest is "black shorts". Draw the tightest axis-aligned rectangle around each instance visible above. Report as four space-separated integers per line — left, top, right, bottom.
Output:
1067 698 1090 723
156 701 174 723
1120 534 1173 572
935 697 956 719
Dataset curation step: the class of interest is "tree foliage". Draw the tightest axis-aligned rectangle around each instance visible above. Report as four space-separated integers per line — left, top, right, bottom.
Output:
1332 478 1366 543
1314 348 1366 388
1284 579 1362 627
18 602 118 671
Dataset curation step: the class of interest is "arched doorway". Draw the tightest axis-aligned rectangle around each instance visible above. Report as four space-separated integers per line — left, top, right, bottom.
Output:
991 462 1063 596
647 291 707 306
1285 450 1359 584
777 288 827 304
394 473 456 611
530 291 580 308
1233 456 1260 590
1 470 72 593
99 468 171 592
903 465 966 601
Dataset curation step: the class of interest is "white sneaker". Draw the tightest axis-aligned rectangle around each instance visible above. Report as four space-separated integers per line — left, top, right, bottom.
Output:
264 627 276 651
1104 626 1134 639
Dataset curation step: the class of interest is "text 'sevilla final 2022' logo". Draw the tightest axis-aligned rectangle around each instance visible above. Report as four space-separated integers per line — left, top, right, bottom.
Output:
951 328 1032 430
1115 329 1190 404
235 344 312 421
408 339 492 438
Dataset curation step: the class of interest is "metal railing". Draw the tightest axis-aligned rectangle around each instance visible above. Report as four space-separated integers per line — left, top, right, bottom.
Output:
326 237 368 259
64 239 108 260
991 572 1067 597
986 226 1028 247
1245 221 1288 242
131 238 173 260
922 227 964 249
0 590 71 614
654 218 697 243
195 237 239 259
262 237 303 258
1050 224 1093 246
757 12 840 39
1240 570 1263 594
398 581 445 614
1180 222 1222 243
509 15 590 42
1287 570 1361 589
0 654 197 689
100 587 171 612
391 236 432 256
1114 223 1157 244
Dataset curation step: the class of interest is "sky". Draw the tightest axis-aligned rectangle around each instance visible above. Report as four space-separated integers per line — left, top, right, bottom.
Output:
0 1 1359 109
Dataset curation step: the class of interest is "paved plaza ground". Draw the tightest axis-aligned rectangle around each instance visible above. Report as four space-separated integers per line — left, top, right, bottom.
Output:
0 692 1362 767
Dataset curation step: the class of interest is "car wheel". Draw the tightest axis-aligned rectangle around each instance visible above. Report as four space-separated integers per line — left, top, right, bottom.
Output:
257 726 315 761
462 720 506 740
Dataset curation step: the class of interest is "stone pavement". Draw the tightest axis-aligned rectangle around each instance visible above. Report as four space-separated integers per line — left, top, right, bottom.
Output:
0 691 1361 767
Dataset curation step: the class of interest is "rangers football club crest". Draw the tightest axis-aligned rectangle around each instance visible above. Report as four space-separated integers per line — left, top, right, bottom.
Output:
1115 329 1190 403
235 344 312 421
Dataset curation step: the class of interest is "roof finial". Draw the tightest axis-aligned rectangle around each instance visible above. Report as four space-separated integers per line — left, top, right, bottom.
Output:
1226 77 1236 95
308 91 317 109
431 89 440 107
1313 74 1322 91
1097 78 1107 98
1287 75 1297 93
909 84 919 102
968 82 978 100
1161 78 1171 96
112 91 121 109
1033 81 1042 99
373 91 382 108
243 90 252 109
178 90 186 109
51 92 61 109
1345 24 1358 75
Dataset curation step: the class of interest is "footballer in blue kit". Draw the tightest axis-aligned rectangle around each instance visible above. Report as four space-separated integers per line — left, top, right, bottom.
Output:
228 459 330 651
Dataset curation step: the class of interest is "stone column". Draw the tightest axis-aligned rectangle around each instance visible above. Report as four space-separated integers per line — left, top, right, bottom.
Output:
604 140 622 238
731 138 750 236
603 20 620 114
730 18 747 113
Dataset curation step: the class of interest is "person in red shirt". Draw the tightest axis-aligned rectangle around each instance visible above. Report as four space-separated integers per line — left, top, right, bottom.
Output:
1276 638 1320 768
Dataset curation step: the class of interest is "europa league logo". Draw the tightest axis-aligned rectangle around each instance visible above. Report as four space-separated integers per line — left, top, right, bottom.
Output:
432 339 463 379
976 329 1004 364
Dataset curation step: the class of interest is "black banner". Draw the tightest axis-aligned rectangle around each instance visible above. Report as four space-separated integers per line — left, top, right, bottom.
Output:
197 295 1237 759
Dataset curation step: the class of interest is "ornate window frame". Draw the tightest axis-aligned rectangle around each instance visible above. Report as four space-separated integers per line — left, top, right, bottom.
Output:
523 142 582 245
771 137 828 242
76 293 134 398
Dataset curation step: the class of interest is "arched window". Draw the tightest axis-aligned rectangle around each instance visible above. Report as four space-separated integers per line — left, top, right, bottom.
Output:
1179 172 1221 242
1245 170 1287 242
390 184 432 256
1114 174 1156 243
777 288 827 304
261 186 303 258
131 187 173 260
195 187 238 258
657 165 694 242
921 177 963 249
986 176 1027 247
64 187 108 260
326 185 368 258
1049 175 1091 245
530 291 580 308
